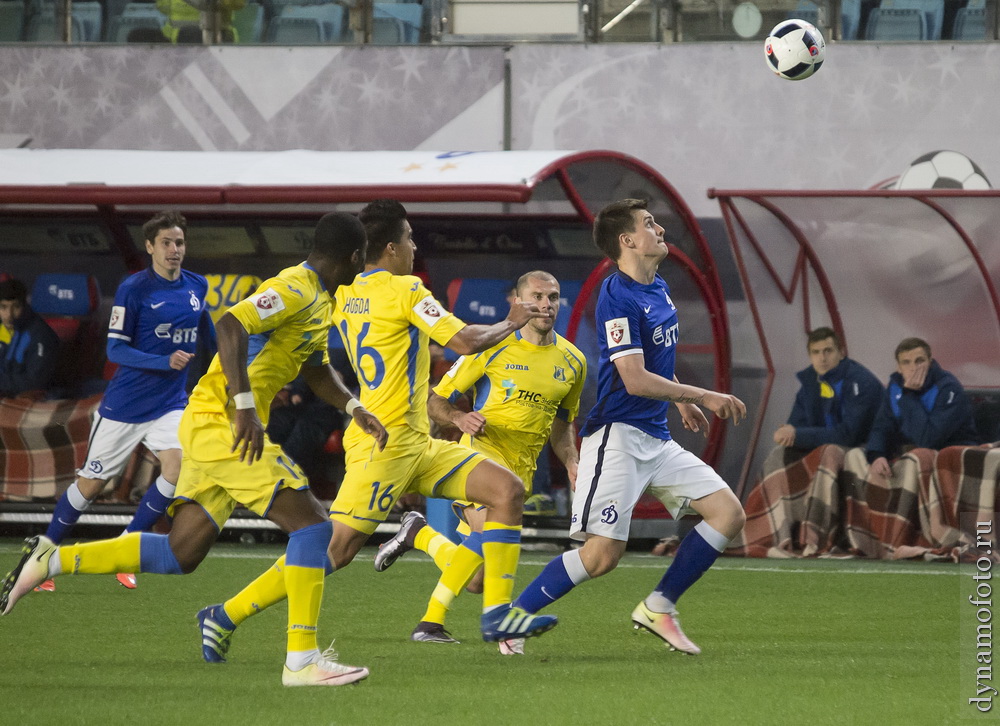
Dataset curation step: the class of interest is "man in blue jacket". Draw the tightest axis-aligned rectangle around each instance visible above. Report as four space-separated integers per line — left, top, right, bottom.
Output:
772 327 883 451
865 337 979 478
0 278 60 398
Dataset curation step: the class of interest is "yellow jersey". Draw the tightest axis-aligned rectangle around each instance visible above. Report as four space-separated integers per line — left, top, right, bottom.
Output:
433 330 586 480
333 269 464 445
186 262 332 426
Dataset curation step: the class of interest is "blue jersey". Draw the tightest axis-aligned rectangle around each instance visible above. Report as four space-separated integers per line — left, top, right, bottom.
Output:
580 271 678 441
100 268 214 424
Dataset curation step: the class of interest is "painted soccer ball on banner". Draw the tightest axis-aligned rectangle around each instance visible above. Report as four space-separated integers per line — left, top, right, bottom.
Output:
895 150 993 190
764 19 826 81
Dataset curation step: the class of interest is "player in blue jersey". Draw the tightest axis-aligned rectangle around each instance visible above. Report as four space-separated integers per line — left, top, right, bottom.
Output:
35 211 216 592
511 198 747 655
2 213 387 687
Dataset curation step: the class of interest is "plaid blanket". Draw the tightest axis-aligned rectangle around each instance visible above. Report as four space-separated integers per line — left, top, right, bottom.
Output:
727 443 1000 561
0 394 102 501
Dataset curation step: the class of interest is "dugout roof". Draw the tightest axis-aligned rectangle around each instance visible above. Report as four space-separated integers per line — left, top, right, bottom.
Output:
710 188 1000 496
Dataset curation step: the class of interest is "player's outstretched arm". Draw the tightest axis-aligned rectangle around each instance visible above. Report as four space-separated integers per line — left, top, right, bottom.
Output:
614 355 746 425
427 390 486 437
444 301 544 356
216 312 263 463
301 363 388 451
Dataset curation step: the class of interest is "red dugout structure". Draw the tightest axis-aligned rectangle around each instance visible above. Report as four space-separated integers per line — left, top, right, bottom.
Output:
710 188 1000 497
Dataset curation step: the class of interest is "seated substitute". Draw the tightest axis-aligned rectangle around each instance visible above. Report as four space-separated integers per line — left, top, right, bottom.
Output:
772 326 883 451
865 336 980 479
0 278 60 399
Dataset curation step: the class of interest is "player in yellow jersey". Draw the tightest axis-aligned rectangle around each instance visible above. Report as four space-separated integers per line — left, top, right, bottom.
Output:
1 213 389 688
374 271 586 648
206 199 561 648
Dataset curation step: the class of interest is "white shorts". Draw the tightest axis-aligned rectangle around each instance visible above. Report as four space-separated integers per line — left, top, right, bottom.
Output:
570 422 728 542
78 410 183 480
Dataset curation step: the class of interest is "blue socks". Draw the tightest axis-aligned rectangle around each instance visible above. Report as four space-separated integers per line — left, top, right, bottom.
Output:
651 521 729 609
127 475 176 533
514 549 591 614
46 481 92 544
138 533 184 574
286 520 334 569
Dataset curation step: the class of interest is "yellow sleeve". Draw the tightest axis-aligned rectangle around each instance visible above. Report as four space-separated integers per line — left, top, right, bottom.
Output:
399 277 465 346
432 349 490 403
226 277 312 336
558 345 588 422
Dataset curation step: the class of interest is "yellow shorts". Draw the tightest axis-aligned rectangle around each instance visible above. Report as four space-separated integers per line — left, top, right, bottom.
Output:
450 437 534 532
171 409 309 530
329 428 487 535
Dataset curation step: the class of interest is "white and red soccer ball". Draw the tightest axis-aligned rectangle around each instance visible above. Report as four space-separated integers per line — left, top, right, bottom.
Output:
765 19 826 81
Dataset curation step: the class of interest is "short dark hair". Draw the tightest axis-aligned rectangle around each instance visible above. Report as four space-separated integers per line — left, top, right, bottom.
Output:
142 211 187 243
807 326 841 349
895 337 931 361
313 212 367 261
358 199 408 264
593 198 647 261
0 278 27 304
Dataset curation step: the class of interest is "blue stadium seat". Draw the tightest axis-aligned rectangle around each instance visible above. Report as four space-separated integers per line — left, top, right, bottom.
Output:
952 6 986 39
372 2 421 43
232 1 265 42
447 278 511 326
0 1 26 41
24 9 85 41
865 7 927 39
108 4 168 42
841 0 861 38
878 0 943 38
266 15 325 43
30 273 104 395
279 3 346 41
73 2 103 41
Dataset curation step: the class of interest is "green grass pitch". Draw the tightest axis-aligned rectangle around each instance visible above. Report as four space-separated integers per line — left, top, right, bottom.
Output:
0 540 960 725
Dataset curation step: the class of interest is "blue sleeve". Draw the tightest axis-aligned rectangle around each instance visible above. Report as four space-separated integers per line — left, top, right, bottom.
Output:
198 307 217 358
898 381 975 448
597 288 642 358
106 337 174 371
787 386 810 428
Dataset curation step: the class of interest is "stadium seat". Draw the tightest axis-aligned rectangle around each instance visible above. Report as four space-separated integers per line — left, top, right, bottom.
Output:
878 0 943 38
446 278 511 326
265 15 325 43
232 1 265 42
107 4 168 42
29 273 104 394
279 3 346 41
840 0 861 38
952 6 986 39
72 1 103 41
0 1 25 42
203 273 262 324
24 9 85 41
372 2 421 43
864 7 927 39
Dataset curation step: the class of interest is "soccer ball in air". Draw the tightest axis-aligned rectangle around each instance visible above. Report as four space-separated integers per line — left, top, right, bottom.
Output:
895 150 992 190
764 19 826 81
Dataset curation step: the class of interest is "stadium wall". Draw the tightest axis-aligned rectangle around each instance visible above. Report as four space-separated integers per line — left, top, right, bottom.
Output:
0 43 995 219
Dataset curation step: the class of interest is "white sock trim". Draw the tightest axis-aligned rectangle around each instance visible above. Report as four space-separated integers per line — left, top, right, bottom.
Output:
154 475 176 498
562 549 591 585
694 520 730 553
49 549 63 577
285 649 320 671
66 481 94 511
